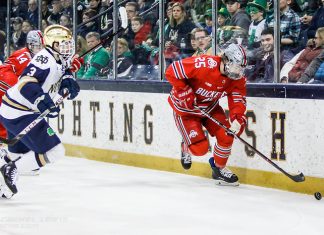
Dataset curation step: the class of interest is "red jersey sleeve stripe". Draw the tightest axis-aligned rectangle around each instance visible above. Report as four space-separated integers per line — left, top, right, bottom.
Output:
0 81 11 89
178 60 189 79
171 62 181 80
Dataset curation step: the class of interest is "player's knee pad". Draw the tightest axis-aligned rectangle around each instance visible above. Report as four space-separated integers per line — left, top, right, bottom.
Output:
189 139 209 156
45 143 65 163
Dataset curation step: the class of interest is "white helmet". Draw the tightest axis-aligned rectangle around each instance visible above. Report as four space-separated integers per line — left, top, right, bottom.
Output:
222 43 247 80
43 25 75 68
26 30 44 55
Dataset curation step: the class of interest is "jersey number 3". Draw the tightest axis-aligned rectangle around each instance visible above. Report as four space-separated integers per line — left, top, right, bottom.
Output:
26 67 37 77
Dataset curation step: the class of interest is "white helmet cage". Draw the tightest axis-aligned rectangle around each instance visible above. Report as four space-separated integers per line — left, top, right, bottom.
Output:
26 30 44 55
223 43 247 80
43 25 75 68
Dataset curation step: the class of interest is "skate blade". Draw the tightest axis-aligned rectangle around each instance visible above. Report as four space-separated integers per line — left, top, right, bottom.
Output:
20 171 40 176
0 184 14 199
0 168 18 195
214 180 239 186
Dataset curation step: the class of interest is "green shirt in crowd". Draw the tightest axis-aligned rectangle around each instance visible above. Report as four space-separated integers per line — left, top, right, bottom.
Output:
77 46 110 79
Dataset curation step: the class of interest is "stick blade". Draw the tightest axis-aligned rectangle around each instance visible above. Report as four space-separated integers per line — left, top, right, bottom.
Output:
289 172 305 182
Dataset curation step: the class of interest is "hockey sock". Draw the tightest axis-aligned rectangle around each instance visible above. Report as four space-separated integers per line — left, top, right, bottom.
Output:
13 151 48 172
213 142 232 168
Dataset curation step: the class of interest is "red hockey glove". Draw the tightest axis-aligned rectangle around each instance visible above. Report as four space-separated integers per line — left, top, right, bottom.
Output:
70 55 84 73
171 85 196 110
229 114 247 136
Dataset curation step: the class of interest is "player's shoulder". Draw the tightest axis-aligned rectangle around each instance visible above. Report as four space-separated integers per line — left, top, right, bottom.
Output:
9 47 31 59
13 47 30 55
29 48 55 69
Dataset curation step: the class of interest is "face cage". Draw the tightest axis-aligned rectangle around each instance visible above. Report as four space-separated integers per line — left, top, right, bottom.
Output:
28 43 43 55
58 39 75 68
224 63 245 80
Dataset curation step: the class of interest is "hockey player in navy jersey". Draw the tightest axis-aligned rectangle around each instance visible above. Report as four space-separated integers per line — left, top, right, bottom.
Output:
0 25 80 198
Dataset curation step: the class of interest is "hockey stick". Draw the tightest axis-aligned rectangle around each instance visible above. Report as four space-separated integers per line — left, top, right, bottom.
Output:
0 93 68 146
195 106 305 183
79 6 128 58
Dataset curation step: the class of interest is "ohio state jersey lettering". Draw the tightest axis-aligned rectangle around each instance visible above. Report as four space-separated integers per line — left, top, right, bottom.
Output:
165 55 246 117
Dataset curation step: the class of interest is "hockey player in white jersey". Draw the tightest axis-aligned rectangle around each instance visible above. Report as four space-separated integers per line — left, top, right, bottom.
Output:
0 25 80 198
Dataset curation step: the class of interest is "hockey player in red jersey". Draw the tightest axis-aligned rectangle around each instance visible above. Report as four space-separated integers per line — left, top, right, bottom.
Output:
0 30 45 139
165 43 247 186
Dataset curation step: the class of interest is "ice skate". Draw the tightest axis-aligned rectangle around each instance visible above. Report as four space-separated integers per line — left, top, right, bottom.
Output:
0 161 18 196
0 184 14 199
181 141 192 170
209 157 239 186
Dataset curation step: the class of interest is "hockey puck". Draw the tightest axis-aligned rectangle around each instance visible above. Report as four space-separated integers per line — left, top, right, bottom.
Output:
314 192 322 200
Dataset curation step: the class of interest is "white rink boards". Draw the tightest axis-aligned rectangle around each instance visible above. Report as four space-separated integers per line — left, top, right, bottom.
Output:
49 90 324 194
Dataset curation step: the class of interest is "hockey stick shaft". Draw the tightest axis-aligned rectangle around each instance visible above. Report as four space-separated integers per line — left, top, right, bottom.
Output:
196 106 305 182
0 93 68 146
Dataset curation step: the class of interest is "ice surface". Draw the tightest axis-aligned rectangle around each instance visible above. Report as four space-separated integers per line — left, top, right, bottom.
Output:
1 157 323 235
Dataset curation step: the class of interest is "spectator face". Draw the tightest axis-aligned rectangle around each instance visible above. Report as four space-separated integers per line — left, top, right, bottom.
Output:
191 38 198 50
314 32 324 48
131 20 143 33
52 1 62 13
126 5 137 20
172 6 183 21
117 42 127 56
82 14 93 27
60 15 70 27
217 15 226 26
28 0 37 12
42 1 47 12
195 31 210 50
279 0 289 11
89 0 100 9
13 0 20 6
249 7 263 21
86 36 100 49
226 2 240 14
22 21 32 34
205 16 212 27
61 0 72 8
145 38 153 46
167 5 173 18
13 21 22 31
261 34 274 52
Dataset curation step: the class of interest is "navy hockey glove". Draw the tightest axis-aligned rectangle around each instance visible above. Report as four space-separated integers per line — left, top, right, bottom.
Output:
59 74 80 100
35 93 60 118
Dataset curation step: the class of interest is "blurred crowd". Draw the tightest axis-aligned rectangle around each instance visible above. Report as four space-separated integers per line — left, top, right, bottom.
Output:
0 0 324 83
